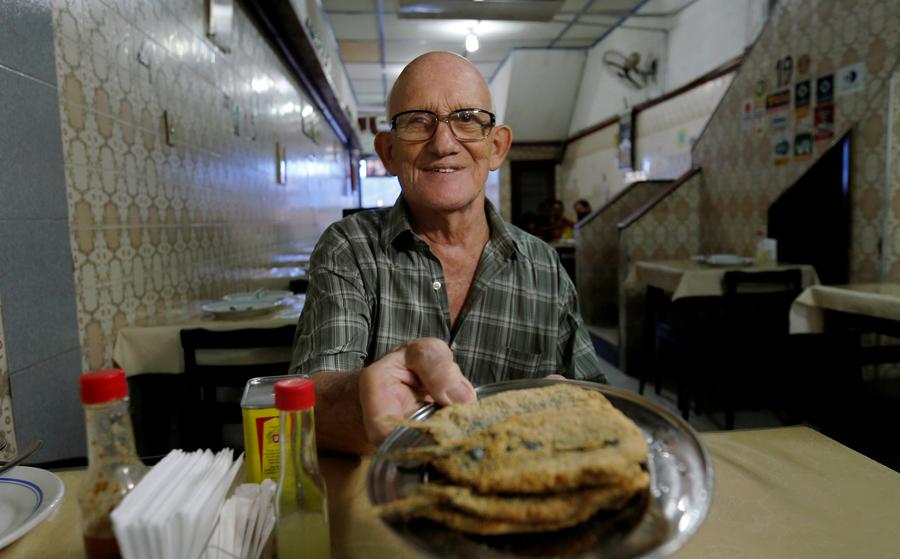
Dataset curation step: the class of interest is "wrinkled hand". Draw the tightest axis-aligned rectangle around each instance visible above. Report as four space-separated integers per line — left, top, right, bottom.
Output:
358 337 476 444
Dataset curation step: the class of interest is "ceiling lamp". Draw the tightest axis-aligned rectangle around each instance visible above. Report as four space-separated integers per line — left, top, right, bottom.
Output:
465 32 479 53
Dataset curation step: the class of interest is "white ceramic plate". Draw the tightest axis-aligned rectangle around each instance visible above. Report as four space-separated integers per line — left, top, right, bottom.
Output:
201 299 286 319
699 254 755 266
0 466 65 549
222 290 293 303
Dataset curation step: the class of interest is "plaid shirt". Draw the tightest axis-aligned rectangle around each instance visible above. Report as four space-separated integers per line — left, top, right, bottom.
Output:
289 197 606 385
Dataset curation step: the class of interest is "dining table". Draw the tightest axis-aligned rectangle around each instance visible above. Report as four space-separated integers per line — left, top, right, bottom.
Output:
625 259 820 300
789 282 900 334
6 426 899 558
112 295 304 376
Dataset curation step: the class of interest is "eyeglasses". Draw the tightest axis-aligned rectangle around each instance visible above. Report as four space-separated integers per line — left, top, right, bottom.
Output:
390 108 496 142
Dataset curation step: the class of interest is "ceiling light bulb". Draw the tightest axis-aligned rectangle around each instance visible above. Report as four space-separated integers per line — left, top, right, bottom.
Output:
465 33 479 53
301 104 314 117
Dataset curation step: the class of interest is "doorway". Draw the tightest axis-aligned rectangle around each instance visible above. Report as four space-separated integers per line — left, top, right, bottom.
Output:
510 160 556 231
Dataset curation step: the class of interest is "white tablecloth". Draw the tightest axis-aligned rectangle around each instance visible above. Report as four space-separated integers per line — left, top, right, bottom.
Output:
626 259 819 300
790 283 900 333
112 296 304 376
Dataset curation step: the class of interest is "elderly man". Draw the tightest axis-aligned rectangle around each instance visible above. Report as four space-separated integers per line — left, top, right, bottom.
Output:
290 52 604 454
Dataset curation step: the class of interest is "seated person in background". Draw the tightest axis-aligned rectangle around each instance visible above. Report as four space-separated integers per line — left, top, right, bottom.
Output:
535 199 575 242
290 51 605 454
574 199 592 222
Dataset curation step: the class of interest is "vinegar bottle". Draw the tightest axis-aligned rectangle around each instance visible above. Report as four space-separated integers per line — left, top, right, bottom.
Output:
275 378 331 558
77 369 147 559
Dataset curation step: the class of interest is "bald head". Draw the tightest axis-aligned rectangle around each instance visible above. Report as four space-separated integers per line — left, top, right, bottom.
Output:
387 52 493 117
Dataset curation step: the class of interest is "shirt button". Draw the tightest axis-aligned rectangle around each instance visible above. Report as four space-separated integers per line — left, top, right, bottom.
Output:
432 281 442 290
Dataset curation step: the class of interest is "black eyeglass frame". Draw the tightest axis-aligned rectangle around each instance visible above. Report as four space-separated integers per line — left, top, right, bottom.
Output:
389 108 497 142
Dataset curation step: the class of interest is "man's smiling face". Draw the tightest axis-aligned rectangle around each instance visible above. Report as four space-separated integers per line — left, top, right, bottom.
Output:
375 52 511 215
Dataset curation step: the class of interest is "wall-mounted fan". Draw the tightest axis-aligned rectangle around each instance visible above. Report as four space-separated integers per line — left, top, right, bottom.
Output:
602 50 658 89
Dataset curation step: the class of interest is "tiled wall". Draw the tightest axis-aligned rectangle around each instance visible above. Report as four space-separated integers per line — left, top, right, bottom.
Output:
559 126 622 219
692 0 900 279
53 0 354 371
1 0 84 462
559 74 732 224
0 303 13 460
575 181 671 327
635 74 734 180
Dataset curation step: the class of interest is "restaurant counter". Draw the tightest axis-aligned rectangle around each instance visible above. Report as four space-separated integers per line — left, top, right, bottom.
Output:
5 427 899 558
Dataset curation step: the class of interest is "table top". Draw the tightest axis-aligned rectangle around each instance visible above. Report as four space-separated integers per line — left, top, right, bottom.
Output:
5 426 898 558
626 259 820 300
790 283 900 334
112 295 304 376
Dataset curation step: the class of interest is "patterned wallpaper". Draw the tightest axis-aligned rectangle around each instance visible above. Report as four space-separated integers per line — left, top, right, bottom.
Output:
52 0 353 371
0 303 15 459
885 71 900 278
617 173 702 372
576 181 671 327
692 0 900 280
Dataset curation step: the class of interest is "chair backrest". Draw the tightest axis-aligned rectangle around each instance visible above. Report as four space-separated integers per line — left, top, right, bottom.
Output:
288 278 309 294
721 270 803 334
180 325 296 451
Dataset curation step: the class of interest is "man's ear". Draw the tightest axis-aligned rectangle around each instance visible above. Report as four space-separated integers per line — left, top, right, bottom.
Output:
374 131 396 175
488 124 513 171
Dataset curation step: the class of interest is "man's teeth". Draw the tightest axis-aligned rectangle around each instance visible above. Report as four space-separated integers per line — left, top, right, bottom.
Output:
429 168 456 173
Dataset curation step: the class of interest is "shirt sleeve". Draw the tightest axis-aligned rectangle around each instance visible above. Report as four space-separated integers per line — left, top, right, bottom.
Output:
556 264 607 383
289 225 371 375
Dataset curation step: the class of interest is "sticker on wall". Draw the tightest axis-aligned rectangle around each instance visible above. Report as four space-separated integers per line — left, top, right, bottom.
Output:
775 55 793 88
814 103 835 142
816 75 834 105
741 98 754 130
771 114 789 130
765 88 791 114
676 128 689 148
794 80 811 118
772 130 792 166
794 118 813 161
836 63 864 96
753 94 766 136
797 54 811 77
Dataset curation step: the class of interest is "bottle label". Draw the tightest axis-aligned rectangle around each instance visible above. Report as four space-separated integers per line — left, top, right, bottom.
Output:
242 408 280 482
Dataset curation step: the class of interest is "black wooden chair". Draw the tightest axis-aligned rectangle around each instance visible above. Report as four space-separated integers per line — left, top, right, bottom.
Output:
289 278 309 294
645 287 721 420
180 325 297 451
648 269 803 428
712 269 804 428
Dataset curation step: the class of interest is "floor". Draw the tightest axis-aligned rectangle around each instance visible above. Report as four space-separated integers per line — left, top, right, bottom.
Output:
598 356 784 433
596 353 900 473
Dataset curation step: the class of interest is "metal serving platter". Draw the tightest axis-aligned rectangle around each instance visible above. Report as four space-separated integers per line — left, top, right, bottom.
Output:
368 379 714 559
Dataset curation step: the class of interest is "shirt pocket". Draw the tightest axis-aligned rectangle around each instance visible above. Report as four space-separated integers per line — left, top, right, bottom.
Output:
500 346 545 379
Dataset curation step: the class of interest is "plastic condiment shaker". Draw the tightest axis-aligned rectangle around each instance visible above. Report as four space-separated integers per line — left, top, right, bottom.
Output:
275 378 331 558
77 369 147 559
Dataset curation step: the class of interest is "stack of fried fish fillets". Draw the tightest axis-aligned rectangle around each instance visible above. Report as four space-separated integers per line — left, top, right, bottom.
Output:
378 383 650 535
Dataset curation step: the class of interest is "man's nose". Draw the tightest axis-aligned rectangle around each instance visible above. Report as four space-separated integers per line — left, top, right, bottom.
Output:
427 120 460 154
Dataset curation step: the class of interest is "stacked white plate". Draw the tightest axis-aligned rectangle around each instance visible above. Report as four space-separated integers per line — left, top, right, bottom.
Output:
202 290 293 319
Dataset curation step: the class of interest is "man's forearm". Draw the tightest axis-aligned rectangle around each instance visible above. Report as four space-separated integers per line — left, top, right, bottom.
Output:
310 370 376 454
